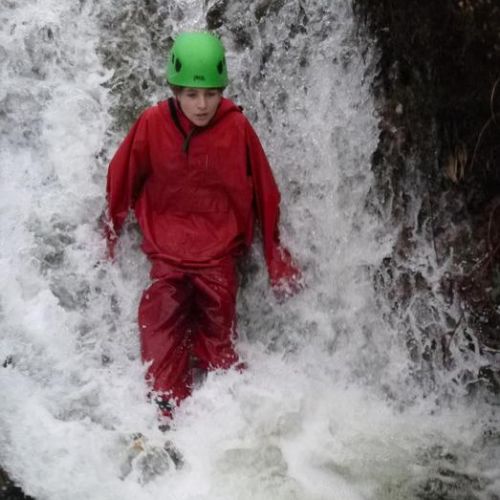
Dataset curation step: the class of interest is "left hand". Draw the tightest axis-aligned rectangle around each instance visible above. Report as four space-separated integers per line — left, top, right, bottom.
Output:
271 264 304 302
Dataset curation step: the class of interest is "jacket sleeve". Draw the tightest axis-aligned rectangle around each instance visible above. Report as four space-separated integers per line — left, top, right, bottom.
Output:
245 120 301 288
104 112 151 255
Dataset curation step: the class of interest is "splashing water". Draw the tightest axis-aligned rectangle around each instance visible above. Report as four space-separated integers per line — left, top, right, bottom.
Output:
1 1 499 499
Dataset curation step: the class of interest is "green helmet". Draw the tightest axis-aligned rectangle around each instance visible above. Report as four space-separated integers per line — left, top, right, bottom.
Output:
166 32 228 88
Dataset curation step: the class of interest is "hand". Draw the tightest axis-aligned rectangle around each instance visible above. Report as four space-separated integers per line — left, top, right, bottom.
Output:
268 245 303 302
272 270 304 302
98 210 117 261
271 262 305 303
106 235 117 261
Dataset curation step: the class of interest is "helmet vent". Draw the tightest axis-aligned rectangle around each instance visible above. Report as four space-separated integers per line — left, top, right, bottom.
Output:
217 60 224 74
175 58 182 72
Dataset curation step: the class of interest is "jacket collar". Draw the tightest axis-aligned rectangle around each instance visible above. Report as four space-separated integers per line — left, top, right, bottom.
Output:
168 97 241 152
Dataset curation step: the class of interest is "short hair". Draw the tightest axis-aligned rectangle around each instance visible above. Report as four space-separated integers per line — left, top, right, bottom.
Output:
168 84 224 95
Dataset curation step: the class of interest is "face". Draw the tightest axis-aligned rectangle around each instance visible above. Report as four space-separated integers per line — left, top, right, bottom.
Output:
176 88 222 127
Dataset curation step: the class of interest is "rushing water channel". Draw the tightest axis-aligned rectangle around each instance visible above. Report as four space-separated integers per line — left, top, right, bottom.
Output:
1 1 499 499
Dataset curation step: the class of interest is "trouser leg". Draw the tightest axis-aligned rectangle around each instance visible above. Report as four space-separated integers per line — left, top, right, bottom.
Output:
191 258 239 371
138 265 194 404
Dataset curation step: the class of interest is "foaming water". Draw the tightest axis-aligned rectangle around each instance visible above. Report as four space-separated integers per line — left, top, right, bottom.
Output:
1 1 499 499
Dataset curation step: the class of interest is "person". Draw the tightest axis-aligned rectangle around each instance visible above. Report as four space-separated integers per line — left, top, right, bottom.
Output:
104 32 301 420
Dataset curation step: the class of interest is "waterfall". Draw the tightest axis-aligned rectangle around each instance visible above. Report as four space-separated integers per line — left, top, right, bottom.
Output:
1 1 498 499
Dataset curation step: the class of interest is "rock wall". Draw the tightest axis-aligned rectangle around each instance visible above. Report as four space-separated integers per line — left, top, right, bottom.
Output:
354 0 500 394
0 468 33 500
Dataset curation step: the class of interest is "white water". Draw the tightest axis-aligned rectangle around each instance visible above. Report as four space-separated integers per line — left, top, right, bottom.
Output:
1 1 499 499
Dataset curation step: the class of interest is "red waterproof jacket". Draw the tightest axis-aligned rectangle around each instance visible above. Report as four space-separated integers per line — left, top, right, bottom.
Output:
106 97 299 287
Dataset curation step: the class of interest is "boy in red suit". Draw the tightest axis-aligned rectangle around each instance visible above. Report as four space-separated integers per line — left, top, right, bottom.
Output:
105 32 301 418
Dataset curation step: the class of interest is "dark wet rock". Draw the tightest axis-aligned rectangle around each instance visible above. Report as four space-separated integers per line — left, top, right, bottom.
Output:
26 217 76 274
354 0 500 396
413 445 486 500
2 356 14 368
206 0 228 30
254 0 286 22
97 2 175 131
0 468 34 500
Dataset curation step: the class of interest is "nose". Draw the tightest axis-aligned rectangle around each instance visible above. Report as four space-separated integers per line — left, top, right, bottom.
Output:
197 94 207 110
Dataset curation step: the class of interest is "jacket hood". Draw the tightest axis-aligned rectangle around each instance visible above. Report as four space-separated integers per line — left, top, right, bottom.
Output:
211 97 242 125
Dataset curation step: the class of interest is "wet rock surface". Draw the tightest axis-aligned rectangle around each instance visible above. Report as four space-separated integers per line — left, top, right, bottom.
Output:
0 469 33 500
354 0 500 397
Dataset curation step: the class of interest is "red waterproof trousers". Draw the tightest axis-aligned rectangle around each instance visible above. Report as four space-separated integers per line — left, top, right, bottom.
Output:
138 257 239 404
